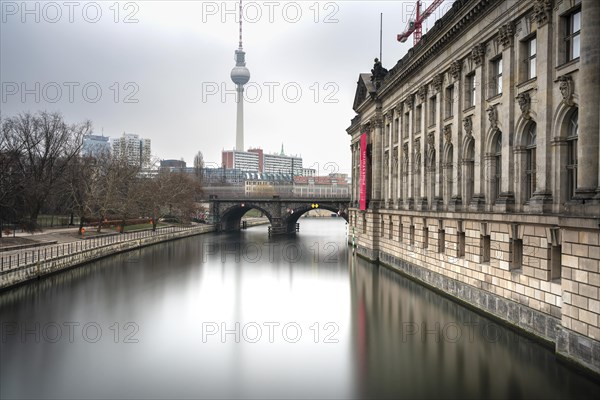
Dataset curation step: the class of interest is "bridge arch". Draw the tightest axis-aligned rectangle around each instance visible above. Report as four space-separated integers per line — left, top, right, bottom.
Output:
211 197 350 235
284 203 349 233
218 203 273 232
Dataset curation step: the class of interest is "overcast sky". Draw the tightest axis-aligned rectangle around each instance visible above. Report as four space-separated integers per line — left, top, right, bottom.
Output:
1 0 455 175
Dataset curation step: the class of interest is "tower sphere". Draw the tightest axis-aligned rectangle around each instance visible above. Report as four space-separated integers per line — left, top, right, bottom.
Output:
231 66 250 85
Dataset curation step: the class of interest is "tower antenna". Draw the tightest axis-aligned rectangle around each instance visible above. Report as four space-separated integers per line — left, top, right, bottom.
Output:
238 0 243 49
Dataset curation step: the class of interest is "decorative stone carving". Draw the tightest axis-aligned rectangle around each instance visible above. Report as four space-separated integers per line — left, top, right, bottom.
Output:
418 85 428 102
557 75 574 106
371 58 388 89
405 94 415 110
371 116 383 129
395 102 403 113
432 74 443 93
414 138 421 156
385 109 394 122
402 143 409 159
384 152 389 167
362 124 372 134
393 151 399 166
427 132 435 151
413 139 421 174
444 125 452 144
532 0 552 27
450 60 462 81
487 105 498 130
498 22 515 49
471 43 485 66
516 92 531 119
463 116 473 137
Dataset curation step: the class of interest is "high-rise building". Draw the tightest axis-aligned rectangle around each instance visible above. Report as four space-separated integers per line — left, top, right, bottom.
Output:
221 147 302 175
222 150 260 171
263 153 303 175
112 132 152 168
82 134 110 157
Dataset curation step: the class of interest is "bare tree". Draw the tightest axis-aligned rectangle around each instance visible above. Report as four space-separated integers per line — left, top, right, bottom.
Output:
1 111 91 230
136 170 202 230
194 150 204 183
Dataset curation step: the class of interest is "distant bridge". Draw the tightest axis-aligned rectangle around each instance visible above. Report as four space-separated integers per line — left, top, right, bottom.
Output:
208 195 350 235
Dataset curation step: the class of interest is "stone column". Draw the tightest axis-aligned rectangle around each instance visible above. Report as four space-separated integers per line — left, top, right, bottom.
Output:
386 111 393 205
528 10 553 211
406 95 415 209
578 0 600 199
396 104 403 203
469 43 486 210
449 61 462 210
371 117 383 205
434 86 443 209
490 23 516 211
416 86 428 210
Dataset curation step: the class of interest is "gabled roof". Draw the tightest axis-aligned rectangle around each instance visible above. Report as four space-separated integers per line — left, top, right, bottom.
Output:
352 73 376 112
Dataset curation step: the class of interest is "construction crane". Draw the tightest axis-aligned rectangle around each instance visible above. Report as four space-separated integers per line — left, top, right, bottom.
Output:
397 0 445 45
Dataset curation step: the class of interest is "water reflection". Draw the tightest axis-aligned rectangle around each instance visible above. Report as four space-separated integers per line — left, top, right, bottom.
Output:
1 219 598 399
348 258 599 399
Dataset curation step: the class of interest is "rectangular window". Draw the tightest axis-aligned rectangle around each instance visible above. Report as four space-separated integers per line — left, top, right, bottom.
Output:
524 37 537 79
567 136 578 200
438 229 445 253
490 58 502 97
394 118 399 143
423 226 429 249
550 245 562 281
510 239 523 270
482 235 491 263
565 10 581 62
399 223 403 243
381 217 385 238
458 230 466 258
445 86 454 118
416 105 422 132
466 73 476 108
404 112 410 138
389 217 393 240
429 96 436 127
410 225 415 246
385 123 390 147
362 214 366 234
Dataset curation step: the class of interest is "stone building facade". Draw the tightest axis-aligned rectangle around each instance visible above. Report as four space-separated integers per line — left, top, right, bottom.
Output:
347 0 600 375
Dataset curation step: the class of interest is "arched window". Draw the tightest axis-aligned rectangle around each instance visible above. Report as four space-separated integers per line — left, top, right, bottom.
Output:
494 133 502 200
566 110 578 200
525 123 537 200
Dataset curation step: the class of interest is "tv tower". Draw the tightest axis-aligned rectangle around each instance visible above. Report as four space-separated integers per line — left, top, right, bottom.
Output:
230 0 250 152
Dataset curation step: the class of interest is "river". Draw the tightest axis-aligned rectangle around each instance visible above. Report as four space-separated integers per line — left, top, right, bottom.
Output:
1 219 598 399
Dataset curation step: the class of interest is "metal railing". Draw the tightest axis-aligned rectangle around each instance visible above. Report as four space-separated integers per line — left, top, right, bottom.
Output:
0 224 213 273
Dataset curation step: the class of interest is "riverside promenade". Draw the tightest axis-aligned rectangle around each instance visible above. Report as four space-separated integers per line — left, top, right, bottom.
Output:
0 218 268 291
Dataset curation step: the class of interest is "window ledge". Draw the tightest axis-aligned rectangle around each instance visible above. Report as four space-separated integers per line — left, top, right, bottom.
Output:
463 105 476 113
517 77 537 89
487 93 502 102
556 58 579 73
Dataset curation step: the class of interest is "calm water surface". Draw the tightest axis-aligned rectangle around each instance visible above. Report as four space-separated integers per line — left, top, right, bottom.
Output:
1 219 599 399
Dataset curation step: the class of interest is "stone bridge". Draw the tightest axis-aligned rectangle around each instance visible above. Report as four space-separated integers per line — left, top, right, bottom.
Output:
209 196 350 235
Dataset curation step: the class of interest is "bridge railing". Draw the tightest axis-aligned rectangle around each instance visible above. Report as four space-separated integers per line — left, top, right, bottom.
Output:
200 185 350 201
203 192 350 202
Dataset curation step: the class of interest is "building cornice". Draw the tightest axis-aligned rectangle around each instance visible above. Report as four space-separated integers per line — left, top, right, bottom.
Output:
378 0 495 98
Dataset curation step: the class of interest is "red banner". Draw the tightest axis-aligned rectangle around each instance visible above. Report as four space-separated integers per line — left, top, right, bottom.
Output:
359 133 367 210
